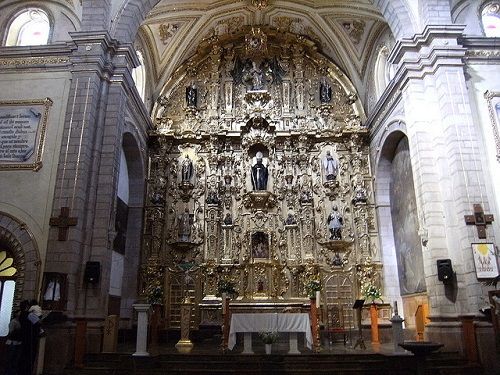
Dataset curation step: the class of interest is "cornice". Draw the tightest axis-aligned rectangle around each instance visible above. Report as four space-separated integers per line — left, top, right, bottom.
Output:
365 76 402 138
388 24 466 65
0 42 74 59
0 43 73 70
461 36 500 63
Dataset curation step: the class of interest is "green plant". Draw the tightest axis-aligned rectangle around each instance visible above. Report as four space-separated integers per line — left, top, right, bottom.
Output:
363 284 383 303
217 279 236 296
259 331 279 344
305 279 321 298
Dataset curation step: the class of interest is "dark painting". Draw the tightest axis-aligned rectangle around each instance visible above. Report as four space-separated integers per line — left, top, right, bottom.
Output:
251 231 269 259
390 137 427 295
113 197 128 254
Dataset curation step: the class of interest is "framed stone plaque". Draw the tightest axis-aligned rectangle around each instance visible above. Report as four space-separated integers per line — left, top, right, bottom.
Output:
0 98 52 171
472 243 499 279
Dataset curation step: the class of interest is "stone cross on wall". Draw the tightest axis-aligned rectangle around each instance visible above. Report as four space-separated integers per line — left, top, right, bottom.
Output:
49 207 78 241
464 204 494 239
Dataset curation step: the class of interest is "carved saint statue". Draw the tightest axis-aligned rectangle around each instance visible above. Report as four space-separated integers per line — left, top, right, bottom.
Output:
186 83 197 108
181 155 194 183
322 151 338 181
223 213 233 226
320 78 332 104
327 205 343 240
251 151 268 190
352 177 368 204
178 208 193 242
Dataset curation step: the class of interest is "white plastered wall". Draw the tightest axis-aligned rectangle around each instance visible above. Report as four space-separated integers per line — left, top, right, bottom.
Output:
0 71 71 282
466 63 500 242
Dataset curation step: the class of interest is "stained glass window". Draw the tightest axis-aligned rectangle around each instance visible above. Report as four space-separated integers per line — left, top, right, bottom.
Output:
0 251 17 337
5 8 50 46
482 2 500 37
132 50 146 102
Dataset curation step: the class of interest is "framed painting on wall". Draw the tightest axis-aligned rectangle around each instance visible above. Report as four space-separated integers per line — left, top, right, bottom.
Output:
251 231 270 259
471 243 499 279
484 90 500 163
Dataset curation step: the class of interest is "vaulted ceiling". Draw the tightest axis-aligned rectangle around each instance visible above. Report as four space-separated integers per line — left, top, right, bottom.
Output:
139 0 391 97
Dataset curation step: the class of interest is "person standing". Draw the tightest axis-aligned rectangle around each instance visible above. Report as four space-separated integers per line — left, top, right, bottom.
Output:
4 310 22 375
18 300 41 375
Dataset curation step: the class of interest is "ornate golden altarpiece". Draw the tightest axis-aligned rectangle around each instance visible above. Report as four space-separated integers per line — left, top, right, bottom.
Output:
141 27 382 330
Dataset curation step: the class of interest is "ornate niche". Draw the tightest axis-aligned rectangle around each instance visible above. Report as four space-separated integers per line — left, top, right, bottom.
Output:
144 25 380 328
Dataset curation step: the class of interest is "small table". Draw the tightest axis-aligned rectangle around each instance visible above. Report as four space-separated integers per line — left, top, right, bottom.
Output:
228 313 312 354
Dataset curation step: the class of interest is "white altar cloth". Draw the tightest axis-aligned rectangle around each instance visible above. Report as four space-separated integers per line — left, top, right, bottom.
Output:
228 313 312 350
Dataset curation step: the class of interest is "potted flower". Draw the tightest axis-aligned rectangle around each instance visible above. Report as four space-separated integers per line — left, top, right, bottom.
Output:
305 279 321 298
259 331 279 354
362 283 383 344
362 284 383 304
217 279 237 297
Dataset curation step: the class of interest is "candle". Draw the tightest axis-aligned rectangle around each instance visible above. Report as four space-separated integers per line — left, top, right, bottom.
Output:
315 290 320 308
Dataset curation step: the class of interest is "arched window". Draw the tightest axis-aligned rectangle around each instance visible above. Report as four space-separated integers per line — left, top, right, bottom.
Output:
481 2 500 37
0 250 17 336
5 8 50 46
132 50 146 102
374 45 391 99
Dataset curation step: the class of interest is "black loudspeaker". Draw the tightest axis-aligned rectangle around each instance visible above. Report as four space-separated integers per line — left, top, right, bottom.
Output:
437 259 454 284
84 261 100 284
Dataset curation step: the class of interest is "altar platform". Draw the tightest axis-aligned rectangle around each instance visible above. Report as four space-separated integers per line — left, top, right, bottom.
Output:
60 332 483 375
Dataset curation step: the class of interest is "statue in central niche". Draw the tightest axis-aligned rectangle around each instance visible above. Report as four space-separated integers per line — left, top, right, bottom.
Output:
232 56 285 92
251 151 268 190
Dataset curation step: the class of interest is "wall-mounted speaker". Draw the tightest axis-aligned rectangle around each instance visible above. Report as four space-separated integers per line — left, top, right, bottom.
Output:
84 261 100 284
437 259 454 284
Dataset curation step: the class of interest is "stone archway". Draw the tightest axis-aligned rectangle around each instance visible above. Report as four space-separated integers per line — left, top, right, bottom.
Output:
0 212 41 307
118 131 146 321
375 127 428 330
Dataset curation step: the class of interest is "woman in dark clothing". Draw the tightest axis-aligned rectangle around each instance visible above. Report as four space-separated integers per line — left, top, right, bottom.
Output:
18 300 41 375
4 310 22 375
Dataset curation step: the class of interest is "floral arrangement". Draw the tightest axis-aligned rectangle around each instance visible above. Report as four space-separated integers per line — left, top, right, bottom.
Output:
305 279 321 297
362 284 383 303
217 279 237 296
259 331 279 344
148 286 164 305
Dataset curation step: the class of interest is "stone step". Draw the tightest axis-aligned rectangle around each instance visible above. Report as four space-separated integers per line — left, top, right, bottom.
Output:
62 351 482 375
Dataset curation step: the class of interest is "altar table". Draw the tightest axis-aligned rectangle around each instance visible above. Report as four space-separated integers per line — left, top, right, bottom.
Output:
228 313 312 354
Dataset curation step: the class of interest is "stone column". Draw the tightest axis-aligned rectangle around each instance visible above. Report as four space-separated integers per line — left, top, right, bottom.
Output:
133 304 150 356
388 25 495 352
